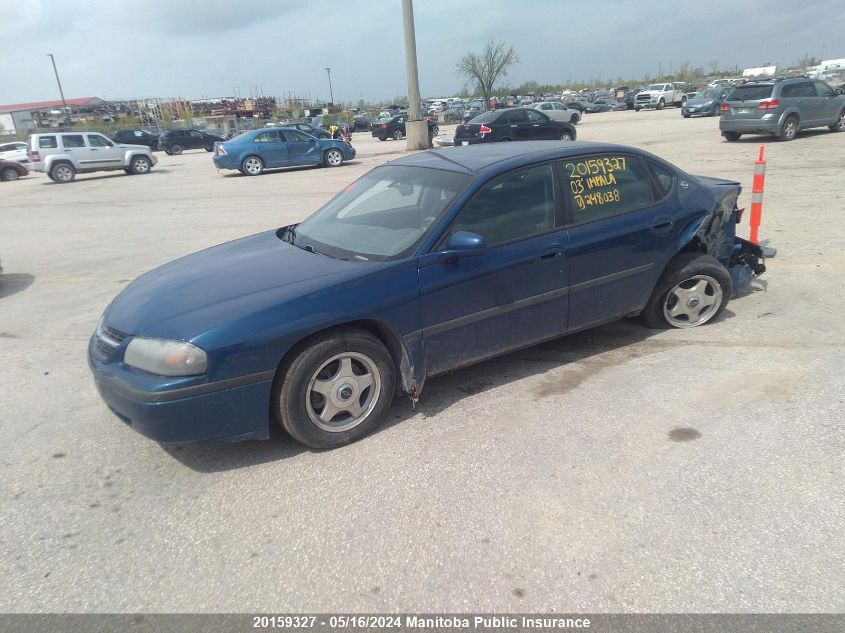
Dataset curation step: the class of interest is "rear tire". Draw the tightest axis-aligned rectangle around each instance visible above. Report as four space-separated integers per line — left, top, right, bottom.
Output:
392 129 403 140
778 115 798 141
241 155 264 176
273 329 396 449
205 145 213 152
642 253 731 329
1 167 19 181
723 131 741 142
50 162 75 183
170 144 183 155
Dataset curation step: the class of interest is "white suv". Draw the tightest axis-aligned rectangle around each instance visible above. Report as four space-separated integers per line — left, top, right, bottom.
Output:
28 132 157 183
0 141 30 164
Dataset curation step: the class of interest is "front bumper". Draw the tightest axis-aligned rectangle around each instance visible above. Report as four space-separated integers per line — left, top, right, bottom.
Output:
88 338 273 443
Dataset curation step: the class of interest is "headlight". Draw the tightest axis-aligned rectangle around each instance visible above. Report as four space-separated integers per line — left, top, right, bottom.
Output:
123 338 207 376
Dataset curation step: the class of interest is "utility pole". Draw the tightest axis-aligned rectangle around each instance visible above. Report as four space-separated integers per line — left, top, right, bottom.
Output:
46 53 71 127
401 0 429 150
325 67 334 107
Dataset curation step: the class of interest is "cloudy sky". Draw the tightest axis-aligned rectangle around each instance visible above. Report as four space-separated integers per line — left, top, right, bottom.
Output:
3 0 841 105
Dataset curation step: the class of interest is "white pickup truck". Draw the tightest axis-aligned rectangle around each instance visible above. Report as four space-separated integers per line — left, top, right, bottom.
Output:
634 83 687 111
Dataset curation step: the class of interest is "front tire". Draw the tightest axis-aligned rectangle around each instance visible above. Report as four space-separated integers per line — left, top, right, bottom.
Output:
170 144 183 155
129 155 151 175
682 112 691 118
274 330 396 449
642 254 731 329
1 167 19 181
829 109 845 132
657 99 665 110
241 155 264 176
324 148 344 167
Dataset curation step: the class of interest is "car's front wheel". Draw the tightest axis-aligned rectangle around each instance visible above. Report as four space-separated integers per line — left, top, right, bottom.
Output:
130 156 151 175
240 155 264 176
324 149 344 167
657 99 665 110
170 144 183 155
1 167 19 181
829 109 845 132
274 329 396 448
642 253 731 329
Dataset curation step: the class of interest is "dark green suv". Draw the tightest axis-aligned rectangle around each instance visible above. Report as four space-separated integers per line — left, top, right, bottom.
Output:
719 78 845 142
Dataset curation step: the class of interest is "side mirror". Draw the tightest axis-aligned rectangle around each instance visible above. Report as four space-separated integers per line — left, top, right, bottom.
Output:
443 231 486 259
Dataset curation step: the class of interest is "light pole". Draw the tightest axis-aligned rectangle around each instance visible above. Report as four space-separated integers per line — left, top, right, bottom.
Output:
46 53 71 127
401 0 429 149
325 67 334 106
803 50 808 73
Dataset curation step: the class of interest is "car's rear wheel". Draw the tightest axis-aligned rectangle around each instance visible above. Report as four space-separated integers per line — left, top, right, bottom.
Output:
170 144 183 155
723 131 741 142
241 155 264 176
274 329 396 448
130 156 151 175
634 107 641 112
829 109 845 131
324 149 344 167
559 129 573 141
778 115 798 141
50 163 75 183
500 136 512 142
392 129 403 140
642 253 731 329
1 167 20 181
205 145 213 152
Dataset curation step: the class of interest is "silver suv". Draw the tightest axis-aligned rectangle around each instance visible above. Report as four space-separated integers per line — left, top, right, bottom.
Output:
719 78 845 142
28 132 157 183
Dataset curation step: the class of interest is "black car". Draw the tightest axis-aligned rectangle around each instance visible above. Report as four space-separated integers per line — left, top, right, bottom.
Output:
370 114 439 141
353 115 378 132
564 101 587 113
453 108 576 145
112 129 160 150
159 129 227 155
286 123 331 139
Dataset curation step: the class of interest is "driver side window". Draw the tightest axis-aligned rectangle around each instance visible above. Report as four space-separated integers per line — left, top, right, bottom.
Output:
444 164 556 247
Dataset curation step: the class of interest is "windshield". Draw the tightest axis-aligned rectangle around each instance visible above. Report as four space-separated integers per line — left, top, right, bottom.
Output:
646 84 665 91
695 89 719 100
291 165 473 261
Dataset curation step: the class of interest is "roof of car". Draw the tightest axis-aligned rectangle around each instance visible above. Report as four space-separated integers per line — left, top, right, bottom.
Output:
390 141 642 175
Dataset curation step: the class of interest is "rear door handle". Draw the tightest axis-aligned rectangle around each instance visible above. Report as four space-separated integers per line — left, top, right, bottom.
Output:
651 217 674 232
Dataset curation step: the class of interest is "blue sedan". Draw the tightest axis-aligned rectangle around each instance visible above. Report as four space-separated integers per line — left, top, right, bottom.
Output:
212 127 355 175
90 141 767 448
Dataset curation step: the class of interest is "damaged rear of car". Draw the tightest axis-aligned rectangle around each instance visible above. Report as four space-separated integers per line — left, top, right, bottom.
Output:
637 170 767 329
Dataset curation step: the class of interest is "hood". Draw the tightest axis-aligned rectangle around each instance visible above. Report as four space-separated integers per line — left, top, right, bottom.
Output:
105 229 371 340
688 95 715 105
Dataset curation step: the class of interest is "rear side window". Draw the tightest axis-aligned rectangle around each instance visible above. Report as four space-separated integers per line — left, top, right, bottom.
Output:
87 134 113 147
253 131 279 143
648 161 675 199
727 85 773 101
561 155 655 224
39 136 57 149
781 82 814 98
61 135 85 148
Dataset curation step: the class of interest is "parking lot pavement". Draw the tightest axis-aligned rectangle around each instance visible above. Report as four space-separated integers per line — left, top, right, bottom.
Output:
1 111 843 612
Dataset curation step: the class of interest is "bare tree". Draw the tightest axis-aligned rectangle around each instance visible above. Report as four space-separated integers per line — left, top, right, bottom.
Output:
456 41 519 106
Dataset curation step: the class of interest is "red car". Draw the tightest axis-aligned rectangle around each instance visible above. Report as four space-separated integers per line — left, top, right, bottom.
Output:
0 160 28 181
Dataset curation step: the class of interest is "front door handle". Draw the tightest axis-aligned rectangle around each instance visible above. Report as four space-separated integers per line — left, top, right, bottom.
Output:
540 247 565 259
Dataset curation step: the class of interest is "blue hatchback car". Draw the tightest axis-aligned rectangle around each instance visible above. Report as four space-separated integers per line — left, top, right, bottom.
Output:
212 127 355 175
90 141 766 448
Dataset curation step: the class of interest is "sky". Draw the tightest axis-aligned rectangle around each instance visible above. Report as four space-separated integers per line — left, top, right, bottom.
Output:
2 0 841 106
